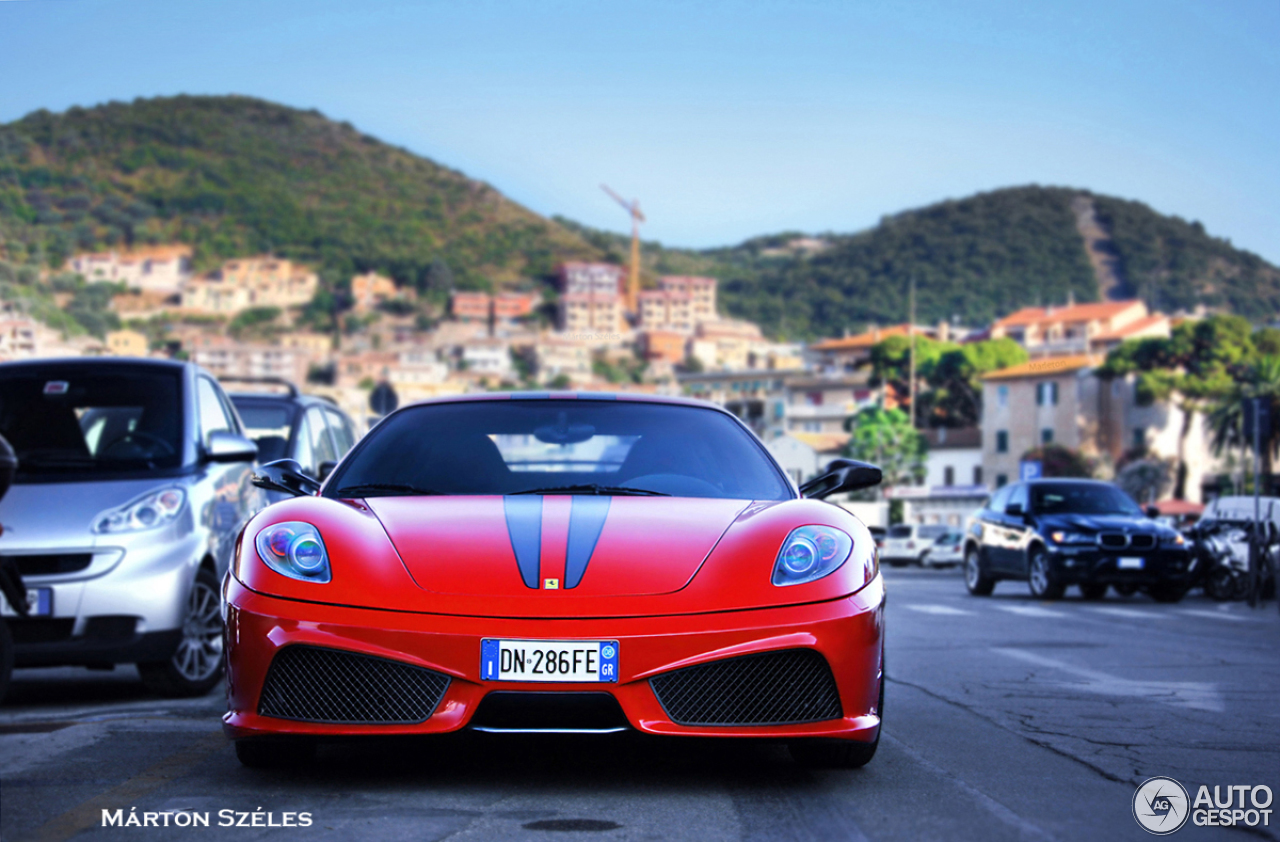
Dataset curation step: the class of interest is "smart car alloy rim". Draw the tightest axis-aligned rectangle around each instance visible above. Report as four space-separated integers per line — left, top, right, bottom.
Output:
174 579 223 681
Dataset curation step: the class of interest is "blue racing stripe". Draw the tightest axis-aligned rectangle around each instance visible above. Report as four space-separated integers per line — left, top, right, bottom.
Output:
503 496 543 588
565 496 611 589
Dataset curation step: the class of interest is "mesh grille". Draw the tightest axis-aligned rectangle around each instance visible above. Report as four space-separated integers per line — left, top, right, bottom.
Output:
258 645 451 724
649 649 842 726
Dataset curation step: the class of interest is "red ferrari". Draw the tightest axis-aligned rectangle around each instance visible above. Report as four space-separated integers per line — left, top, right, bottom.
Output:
224 393 885 768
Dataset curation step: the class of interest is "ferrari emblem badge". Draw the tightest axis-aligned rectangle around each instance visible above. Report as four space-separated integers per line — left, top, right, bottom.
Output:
544 578 560 590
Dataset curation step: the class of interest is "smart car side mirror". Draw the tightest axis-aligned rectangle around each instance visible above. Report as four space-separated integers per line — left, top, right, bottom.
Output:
800 458 883 500
252 459 321 497
206 431 258 463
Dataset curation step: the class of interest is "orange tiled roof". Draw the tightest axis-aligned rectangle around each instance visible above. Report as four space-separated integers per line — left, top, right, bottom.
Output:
810 324 914 351
994 300 1143 329
982 355 1098 381
1091 314 1169 343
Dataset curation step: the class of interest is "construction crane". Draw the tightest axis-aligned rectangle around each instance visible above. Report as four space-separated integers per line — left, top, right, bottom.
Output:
600 184 644 313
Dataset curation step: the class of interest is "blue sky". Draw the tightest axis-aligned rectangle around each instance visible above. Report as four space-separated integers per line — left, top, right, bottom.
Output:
2 0 1278 262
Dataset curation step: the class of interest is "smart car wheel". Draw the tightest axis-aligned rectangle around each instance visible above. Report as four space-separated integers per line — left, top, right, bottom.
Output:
138 567 224 697
964 546 995 596
1027 547 1065 600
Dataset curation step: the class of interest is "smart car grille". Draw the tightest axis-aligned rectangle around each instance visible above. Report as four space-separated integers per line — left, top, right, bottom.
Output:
258 645 451 724
649 649 842 726
6 553 93 576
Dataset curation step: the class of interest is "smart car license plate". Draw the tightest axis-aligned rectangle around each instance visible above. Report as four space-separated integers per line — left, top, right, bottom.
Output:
481 639 618 683
0 588 52 617
1117 557 1144 570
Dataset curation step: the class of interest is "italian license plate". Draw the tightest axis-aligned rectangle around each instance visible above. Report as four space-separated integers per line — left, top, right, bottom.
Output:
481 639 618 683
0 588 52 617
1117 557 1145 570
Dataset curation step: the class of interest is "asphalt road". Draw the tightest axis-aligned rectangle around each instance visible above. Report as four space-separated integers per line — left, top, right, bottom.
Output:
1 567 1277 842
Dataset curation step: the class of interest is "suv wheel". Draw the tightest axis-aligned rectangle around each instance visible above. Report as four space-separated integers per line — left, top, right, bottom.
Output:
964 546 995 596
138 567 224 697
1027 547 1065 600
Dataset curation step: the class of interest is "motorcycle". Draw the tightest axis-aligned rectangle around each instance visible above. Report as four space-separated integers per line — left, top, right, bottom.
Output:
1194 518 1278 602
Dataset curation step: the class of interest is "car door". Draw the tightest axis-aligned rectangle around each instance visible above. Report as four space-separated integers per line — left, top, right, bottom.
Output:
196 376 258 577
977 485 1013 571
998 483 1033 575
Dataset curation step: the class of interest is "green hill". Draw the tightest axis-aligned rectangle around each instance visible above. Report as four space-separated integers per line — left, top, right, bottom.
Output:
2 96 1277 340
0 95 601 292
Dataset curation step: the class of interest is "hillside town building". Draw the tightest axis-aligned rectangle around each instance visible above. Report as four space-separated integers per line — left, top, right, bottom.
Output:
68 245 192 294
181 257 319 314
991 300 1169 357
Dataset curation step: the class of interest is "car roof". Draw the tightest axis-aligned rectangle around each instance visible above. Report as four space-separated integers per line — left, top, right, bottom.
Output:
0 356 189 374
229 390 346 412
399 390 733 414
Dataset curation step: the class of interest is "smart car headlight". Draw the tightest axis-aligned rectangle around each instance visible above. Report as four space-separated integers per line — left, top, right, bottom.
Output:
93 487 186 534
254 522 331 583
772 525 854 586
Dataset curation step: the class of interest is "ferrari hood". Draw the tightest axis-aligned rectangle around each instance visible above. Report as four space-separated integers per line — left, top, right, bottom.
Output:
366 495 751 597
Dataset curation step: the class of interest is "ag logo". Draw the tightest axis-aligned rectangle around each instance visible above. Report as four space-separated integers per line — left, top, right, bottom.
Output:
1133 777 1190 835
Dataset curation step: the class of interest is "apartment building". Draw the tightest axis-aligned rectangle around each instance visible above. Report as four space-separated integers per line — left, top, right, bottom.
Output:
638 330 687 364
990 300 1168 357
190 339 311 386
181 257 319 314
105 329 149 357
0 318 40 361
637 289 694 334
452 292 492 322
351 272 400 312
68 245 192 294
808 324 940 373
559 263 623 297
534 336 593 385
783 373 875 434
559 293 622 335
688 319 764 372
494 292 537 321
657 276 717 324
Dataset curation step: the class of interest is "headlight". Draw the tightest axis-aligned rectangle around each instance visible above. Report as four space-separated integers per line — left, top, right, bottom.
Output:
254 522 331 583
1162 532 1186 546
773 525 854 586
1049 530 1092 545
93 487 186 534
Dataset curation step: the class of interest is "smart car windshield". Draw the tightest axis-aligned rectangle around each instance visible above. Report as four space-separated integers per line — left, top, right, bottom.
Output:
0 367 184 479
327 399 791 500
1030 482 1143 516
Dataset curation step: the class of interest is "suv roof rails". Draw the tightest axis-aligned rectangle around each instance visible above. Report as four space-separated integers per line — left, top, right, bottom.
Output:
220 376 299 398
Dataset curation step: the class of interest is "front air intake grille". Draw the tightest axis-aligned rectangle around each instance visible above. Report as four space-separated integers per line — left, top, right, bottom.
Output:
1098 533 1128 549
258 645 451 724
1129 534 1156 550
649 649 842 726
6 554 93 576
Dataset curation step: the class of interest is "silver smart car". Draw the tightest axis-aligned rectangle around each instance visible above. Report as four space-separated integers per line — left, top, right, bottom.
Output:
0 358 264 697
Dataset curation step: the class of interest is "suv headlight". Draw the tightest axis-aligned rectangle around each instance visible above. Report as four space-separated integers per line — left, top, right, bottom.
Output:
773 525 854 586
93 487 186 534
1049 530 1092 545
255 522 331 583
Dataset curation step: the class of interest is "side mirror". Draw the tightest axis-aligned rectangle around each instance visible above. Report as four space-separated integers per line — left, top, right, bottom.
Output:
1145 505 1160 519
206 431 258 463
252 459 321 497
318 461 338 482
800 458 883 500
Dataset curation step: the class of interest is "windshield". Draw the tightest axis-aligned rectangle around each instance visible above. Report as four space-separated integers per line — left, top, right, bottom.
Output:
0 367 184 479
326 399 791 499
887 525 912 538
918 525 948 539
1030 482 1143 516
231 399 296 463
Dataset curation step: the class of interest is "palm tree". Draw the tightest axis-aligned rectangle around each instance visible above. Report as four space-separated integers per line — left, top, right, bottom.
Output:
1208 355 1280 493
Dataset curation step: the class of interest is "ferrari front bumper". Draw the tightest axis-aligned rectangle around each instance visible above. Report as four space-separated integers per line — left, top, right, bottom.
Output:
222 574 884 743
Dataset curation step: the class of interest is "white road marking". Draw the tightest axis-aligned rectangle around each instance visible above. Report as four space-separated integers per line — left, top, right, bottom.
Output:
1179 609 1253 622
1088 606 1170 620
993 647 1224 712
904 604 974 616
994 604 1067 618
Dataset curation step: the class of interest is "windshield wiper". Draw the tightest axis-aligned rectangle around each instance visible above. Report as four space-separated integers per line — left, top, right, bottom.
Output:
511 484 670 497
332 483 447 497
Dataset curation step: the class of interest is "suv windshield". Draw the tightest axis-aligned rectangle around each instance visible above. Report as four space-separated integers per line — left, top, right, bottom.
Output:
1030 482 1143 516
327 400 790 499
0 367 184 479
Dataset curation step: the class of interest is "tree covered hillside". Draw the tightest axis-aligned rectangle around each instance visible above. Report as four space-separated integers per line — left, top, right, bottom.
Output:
0 95 602 290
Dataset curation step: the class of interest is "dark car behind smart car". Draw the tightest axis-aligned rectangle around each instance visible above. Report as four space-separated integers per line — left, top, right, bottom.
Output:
227 380 357 502
963 479 1192 601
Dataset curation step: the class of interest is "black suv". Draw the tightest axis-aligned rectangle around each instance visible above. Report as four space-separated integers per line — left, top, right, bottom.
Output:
963 479 1192 602
226 380 358 502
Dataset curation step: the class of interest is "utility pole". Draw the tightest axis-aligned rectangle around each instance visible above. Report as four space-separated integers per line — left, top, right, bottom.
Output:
908 277 917 429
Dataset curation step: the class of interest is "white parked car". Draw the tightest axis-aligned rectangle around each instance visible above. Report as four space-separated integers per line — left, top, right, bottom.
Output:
881 524 950 566
921 531 965 568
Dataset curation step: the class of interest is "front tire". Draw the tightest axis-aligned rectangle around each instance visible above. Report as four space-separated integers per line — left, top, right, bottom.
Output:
138 567 224 698
1027 547 1065 600
964 546 995 596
